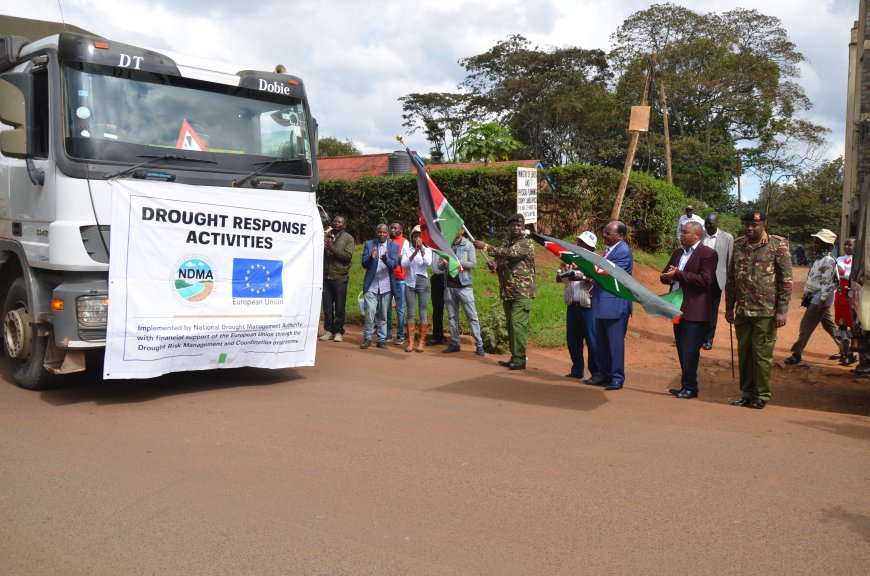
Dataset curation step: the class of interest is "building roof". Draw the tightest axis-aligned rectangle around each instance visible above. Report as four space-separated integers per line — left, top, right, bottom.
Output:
317 153 403 181
317 153 540 181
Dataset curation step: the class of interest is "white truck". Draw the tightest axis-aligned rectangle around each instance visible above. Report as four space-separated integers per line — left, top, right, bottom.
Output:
0 32 319 389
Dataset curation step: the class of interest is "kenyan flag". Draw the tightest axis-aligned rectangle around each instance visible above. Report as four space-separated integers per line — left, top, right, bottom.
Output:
531 233 683 321
407 149 463 277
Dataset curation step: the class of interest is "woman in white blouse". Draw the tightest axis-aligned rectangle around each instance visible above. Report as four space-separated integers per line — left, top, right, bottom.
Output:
401 228 433 352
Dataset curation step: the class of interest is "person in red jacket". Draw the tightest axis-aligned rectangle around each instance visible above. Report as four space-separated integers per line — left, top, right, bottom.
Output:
660 221 719 399
385 222 408 344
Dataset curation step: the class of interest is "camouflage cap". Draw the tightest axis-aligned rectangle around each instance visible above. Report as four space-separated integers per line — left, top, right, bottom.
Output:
741 210 767 222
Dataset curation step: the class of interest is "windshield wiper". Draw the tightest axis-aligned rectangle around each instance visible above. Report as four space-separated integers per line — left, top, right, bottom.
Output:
103 154 217 180
232 159 304 188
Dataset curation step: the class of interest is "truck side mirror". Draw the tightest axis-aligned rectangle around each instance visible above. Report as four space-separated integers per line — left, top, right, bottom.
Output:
0 74 33 158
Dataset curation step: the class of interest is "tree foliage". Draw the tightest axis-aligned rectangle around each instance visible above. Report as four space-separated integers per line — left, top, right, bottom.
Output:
459 35 623 167
394 4 831 217
399 92 479 163
610 3 829 208
317 136 360 157
752 157 843 243
454 121 523 164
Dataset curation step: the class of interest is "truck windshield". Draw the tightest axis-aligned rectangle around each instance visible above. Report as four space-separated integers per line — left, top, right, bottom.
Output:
62 62 313 177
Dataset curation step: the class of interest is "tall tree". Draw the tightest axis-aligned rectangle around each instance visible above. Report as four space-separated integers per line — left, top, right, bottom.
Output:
611 3 829 208
458 35 624 167
399 92 479 163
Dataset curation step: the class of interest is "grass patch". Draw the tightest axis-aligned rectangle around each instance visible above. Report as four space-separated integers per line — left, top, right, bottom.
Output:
335 242 658 349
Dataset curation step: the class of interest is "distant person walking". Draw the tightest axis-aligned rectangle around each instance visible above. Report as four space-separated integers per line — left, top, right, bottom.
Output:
784 229 840 366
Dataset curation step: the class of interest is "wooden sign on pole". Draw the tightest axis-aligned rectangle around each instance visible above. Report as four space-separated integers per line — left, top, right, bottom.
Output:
629 106 651 132
611 55 656 221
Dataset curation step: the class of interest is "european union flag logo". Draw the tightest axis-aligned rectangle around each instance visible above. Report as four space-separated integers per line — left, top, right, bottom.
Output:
232 258 283 298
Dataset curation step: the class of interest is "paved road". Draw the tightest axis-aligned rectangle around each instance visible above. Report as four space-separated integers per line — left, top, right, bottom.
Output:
1 334 868 575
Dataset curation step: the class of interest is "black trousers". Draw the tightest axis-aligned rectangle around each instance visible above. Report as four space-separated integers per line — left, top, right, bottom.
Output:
705 284 722 345
675 320 709 391
322 278 348 334
430 273 445 339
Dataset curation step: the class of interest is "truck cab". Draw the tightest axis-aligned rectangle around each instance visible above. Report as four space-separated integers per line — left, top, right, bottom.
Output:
0 32 319 389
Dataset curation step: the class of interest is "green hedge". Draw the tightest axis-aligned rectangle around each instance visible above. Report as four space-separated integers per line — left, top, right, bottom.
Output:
317 163 690 251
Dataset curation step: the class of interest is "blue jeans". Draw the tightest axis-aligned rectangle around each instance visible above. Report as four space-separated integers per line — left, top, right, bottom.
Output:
405 282 430 323
444 285 483 347
386 280 406 340
364 291 392 343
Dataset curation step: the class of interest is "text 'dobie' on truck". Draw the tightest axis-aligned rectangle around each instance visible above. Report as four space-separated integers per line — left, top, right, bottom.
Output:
0 33 321 389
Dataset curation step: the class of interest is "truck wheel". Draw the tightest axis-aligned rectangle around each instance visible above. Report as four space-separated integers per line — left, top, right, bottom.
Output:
3 278 57 390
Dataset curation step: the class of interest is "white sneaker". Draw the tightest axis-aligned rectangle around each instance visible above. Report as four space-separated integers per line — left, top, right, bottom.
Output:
319 332 334 341
333 333 343 342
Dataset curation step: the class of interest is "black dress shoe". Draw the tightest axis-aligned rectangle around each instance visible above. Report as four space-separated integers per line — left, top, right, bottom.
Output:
730 398 751 406
668 388 684 396
442 345 461 353
425 337 445 346
829 353 843 361
702 341 713 350
675 389 699 399
583 376 606 386
376 341 387 349
566 373 584 379
783 354 802 365
507 362 526 370
747 398 767 409
498 360 512 367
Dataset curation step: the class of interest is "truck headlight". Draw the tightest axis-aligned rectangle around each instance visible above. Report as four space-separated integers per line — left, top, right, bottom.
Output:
76 296 109 326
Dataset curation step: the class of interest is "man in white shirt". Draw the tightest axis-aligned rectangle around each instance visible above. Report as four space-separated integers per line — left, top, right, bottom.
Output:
677 205 704 243
701 213 734 350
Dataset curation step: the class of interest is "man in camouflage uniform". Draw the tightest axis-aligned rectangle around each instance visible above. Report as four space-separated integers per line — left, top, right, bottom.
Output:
724 211 793 409
473 213 536 370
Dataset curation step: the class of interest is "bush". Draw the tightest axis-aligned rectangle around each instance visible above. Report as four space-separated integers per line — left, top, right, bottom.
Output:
318 163 691 252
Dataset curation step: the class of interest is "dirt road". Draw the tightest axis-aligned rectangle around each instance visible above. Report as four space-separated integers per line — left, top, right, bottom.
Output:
0 265 868 575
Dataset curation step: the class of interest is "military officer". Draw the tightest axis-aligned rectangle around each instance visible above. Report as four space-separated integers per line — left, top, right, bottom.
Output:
724 211 793 409
474 213 536 370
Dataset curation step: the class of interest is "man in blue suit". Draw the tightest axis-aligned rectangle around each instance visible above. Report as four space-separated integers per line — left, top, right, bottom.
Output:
360 223 399 349
587 221 633 390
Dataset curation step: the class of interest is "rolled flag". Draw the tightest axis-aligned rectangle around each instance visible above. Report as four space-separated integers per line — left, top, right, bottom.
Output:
532 232 683 321
406 149 463 277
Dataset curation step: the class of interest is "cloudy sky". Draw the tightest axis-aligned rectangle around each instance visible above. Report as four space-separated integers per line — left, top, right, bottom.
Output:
3 0 859 198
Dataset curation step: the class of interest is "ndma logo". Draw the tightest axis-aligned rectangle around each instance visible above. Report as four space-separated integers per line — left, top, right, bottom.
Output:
172 256 217 305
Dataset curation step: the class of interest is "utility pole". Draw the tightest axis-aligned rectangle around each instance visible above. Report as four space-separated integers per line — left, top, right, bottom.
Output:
612 56 656 220
660 82 673 185
736 156 742 211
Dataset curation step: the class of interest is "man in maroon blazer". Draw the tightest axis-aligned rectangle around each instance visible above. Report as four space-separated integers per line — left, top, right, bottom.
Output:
660 221 719 399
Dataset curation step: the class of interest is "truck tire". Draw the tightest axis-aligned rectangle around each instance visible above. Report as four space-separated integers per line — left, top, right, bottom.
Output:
3 278 57 390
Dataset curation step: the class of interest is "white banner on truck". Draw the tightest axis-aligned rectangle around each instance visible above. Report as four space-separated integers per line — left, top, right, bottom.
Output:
516 167 538 224
104 180 323 379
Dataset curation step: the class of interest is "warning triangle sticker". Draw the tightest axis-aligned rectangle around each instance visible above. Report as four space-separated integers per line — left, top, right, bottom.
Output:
176 119 207 151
